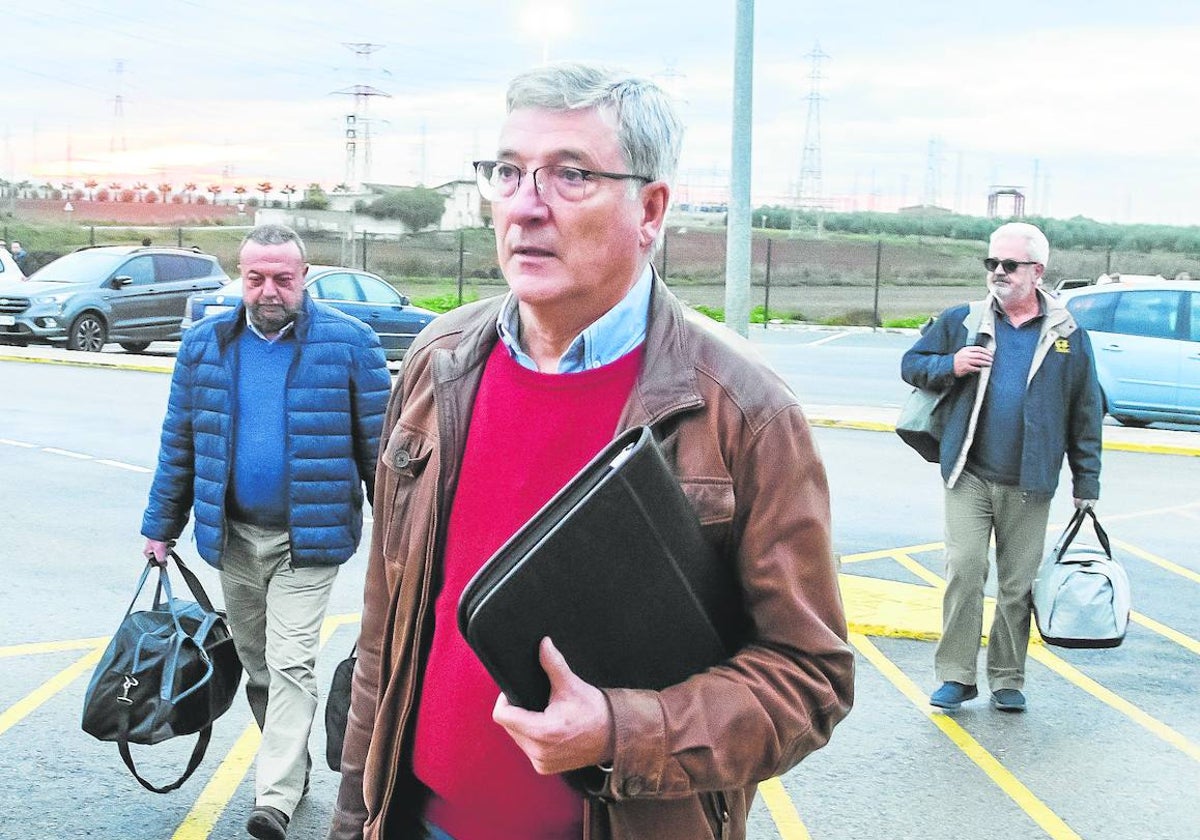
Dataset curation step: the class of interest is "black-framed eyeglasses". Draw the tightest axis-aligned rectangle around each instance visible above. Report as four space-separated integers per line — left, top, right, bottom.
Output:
473 160 651 204
983 257 1039 273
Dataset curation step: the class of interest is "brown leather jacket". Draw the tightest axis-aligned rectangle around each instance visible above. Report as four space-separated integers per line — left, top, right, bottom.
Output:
328 279 854 840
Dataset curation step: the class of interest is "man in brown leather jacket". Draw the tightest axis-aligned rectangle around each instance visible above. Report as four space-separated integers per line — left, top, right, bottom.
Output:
328 62 854 840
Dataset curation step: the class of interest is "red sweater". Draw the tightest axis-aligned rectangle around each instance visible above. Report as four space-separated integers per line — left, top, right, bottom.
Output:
412 342 643 840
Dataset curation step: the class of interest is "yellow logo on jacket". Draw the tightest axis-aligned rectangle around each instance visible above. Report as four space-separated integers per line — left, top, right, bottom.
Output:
1054 338 1070 354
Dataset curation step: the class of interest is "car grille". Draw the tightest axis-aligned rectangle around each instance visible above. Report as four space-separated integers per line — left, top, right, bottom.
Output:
0 297 30 314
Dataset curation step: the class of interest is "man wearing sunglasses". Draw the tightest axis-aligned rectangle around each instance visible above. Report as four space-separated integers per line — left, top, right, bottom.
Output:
328 63 854 840
901 221 1103 714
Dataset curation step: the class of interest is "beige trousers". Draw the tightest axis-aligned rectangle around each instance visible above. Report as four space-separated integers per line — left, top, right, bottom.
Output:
219 519 339 817
936 470 1051 691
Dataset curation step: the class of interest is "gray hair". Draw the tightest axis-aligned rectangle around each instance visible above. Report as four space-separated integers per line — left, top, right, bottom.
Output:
506 62 684 188
239 223 306 260
990 222 1049 266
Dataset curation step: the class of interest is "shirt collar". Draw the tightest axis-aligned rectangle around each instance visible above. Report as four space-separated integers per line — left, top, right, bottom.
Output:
244 309 296 343
495 264 652 373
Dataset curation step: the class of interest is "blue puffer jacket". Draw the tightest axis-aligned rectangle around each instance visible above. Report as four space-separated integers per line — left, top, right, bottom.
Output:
141 295 392 568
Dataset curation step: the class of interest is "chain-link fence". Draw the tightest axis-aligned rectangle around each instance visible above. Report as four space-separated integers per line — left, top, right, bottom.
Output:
8 221 1199 326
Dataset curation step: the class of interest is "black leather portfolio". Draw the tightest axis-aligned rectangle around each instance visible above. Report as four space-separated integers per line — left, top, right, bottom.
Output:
457 425 745 711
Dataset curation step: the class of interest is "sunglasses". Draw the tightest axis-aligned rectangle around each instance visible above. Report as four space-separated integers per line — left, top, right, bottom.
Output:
983 258 1039 273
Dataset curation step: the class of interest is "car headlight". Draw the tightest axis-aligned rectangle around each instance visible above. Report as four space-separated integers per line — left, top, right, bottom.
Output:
33 292 72 305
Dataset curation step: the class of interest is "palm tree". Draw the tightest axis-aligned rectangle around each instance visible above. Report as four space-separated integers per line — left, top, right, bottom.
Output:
158 183 172 203
133 181 149 202
16 180 32 199
280 184 297 208
333 182 350 193
256 181 273 205
184 182 198 203
207 184 223 204
84 179 99 201
40 181 54 199
108 181 122 196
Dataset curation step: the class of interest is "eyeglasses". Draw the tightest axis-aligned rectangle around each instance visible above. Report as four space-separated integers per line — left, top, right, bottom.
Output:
473 160 651 204
983 258 1039 273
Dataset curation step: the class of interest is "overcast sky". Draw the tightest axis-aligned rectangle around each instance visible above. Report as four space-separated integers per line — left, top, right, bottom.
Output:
4 1 1198 225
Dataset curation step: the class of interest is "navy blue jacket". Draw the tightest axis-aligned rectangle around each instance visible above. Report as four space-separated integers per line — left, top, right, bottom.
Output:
901 292 1102 500
141 295 391 567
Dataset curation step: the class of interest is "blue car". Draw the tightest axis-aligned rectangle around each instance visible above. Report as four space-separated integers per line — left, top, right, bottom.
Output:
1062 278 1200 427
182 265 437 361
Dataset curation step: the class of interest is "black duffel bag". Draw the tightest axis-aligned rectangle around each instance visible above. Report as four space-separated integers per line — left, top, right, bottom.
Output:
81 553 242 793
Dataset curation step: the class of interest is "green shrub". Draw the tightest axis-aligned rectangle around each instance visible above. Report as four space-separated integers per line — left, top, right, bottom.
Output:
693 304 725 322
412 291 479 313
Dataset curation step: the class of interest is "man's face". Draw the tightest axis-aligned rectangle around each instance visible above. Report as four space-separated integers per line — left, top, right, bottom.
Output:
986 234 1043 308
239 240 307 336
490 106 664 325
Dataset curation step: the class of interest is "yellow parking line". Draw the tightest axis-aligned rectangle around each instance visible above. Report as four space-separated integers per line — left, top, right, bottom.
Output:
841 542 944 564
171 614 361 839
1110 538 1200 585
759 777 812 839
0 637 109 658
1028 646 1200 762
1129 611 1200 656
0 647 104 738
851 632 1082 840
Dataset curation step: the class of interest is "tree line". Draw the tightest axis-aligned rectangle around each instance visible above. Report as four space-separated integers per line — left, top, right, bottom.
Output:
757 207 1200 254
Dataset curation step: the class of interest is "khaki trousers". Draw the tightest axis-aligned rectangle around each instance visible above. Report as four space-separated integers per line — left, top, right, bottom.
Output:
936 471 1051 691
219 519 339 817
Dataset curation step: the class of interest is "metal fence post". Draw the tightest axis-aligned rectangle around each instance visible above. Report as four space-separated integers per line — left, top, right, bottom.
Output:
177 227 183 247
362 230 368 271
763 237 772 329
873 239 882 330
660 227 668 280
90 226 96 247
457 228 465 307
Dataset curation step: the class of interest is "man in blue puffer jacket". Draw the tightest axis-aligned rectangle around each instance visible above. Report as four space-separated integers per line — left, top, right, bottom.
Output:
140 223 391 840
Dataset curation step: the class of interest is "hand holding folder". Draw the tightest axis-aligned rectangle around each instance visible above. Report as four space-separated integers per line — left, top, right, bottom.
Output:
457 425 747 712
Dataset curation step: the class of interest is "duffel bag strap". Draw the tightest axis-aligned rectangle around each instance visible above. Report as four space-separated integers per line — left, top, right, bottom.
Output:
116 703 212 794
169 551 218 614
1050 507 1112 563
1082 507 1112 558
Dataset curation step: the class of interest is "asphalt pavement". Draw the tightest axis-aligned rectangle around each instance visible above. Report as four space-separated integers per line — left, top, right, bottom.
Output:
2 338 1197 458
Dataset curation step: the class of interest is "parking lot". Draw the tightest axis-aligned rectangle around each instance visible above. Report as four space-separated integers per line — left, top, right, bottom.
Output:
1 339 1197 839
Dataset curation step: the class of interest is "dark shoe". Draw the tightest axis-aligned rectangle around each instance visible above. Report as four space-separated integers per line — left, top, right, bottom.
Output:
990 688 1027 712
247 806 289 840
929 681 978 710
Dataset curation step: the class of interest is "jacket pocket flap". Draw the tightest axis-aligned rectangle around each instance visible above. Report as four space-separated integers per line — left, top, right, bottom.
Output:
382 427 433 478
681 477 735 526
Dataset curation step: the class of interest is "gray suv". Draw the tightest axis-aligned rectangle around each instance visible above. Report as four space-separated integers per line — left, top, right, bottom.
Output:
0 245 230 352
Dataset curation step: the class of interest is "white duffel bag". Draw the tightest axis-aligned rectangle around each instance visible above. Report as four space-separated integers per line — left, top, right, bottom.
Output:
1033 508 1131 649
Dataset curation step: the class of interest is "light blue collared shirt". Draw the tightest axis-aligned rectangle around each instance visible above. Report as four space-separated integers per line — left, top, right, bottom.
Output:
495 264 652 373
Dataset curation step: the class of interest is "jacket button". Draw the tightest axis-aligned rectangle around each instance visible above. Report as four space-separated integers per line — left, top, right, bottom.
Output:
623 776 646 796
392 449 411 469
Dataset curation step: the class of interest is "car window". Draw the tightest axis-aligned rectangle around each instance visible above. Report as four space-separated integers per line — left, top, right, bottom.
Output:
1066 292 1116 331
114 255 156 286
311 273 363 302
154 254 212 282
1189 293 1200 342
1111 290 1182 340
358 274 403 305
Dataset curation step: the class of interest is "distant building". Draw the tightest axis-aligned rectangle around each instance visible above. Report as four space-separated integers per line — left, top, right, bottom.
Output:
898 203 953 215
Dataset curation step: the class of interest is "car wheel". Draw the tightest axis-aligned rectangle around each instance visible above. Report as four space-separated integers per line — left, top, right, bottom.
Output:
1113 415 1151 428
119 341 150 353
67 314 107 352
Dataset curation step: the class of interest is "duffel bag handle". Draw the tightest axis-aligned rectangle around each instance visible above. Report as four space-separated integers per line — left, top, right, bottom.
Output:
117 712 212 794
1051 507 1112 563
